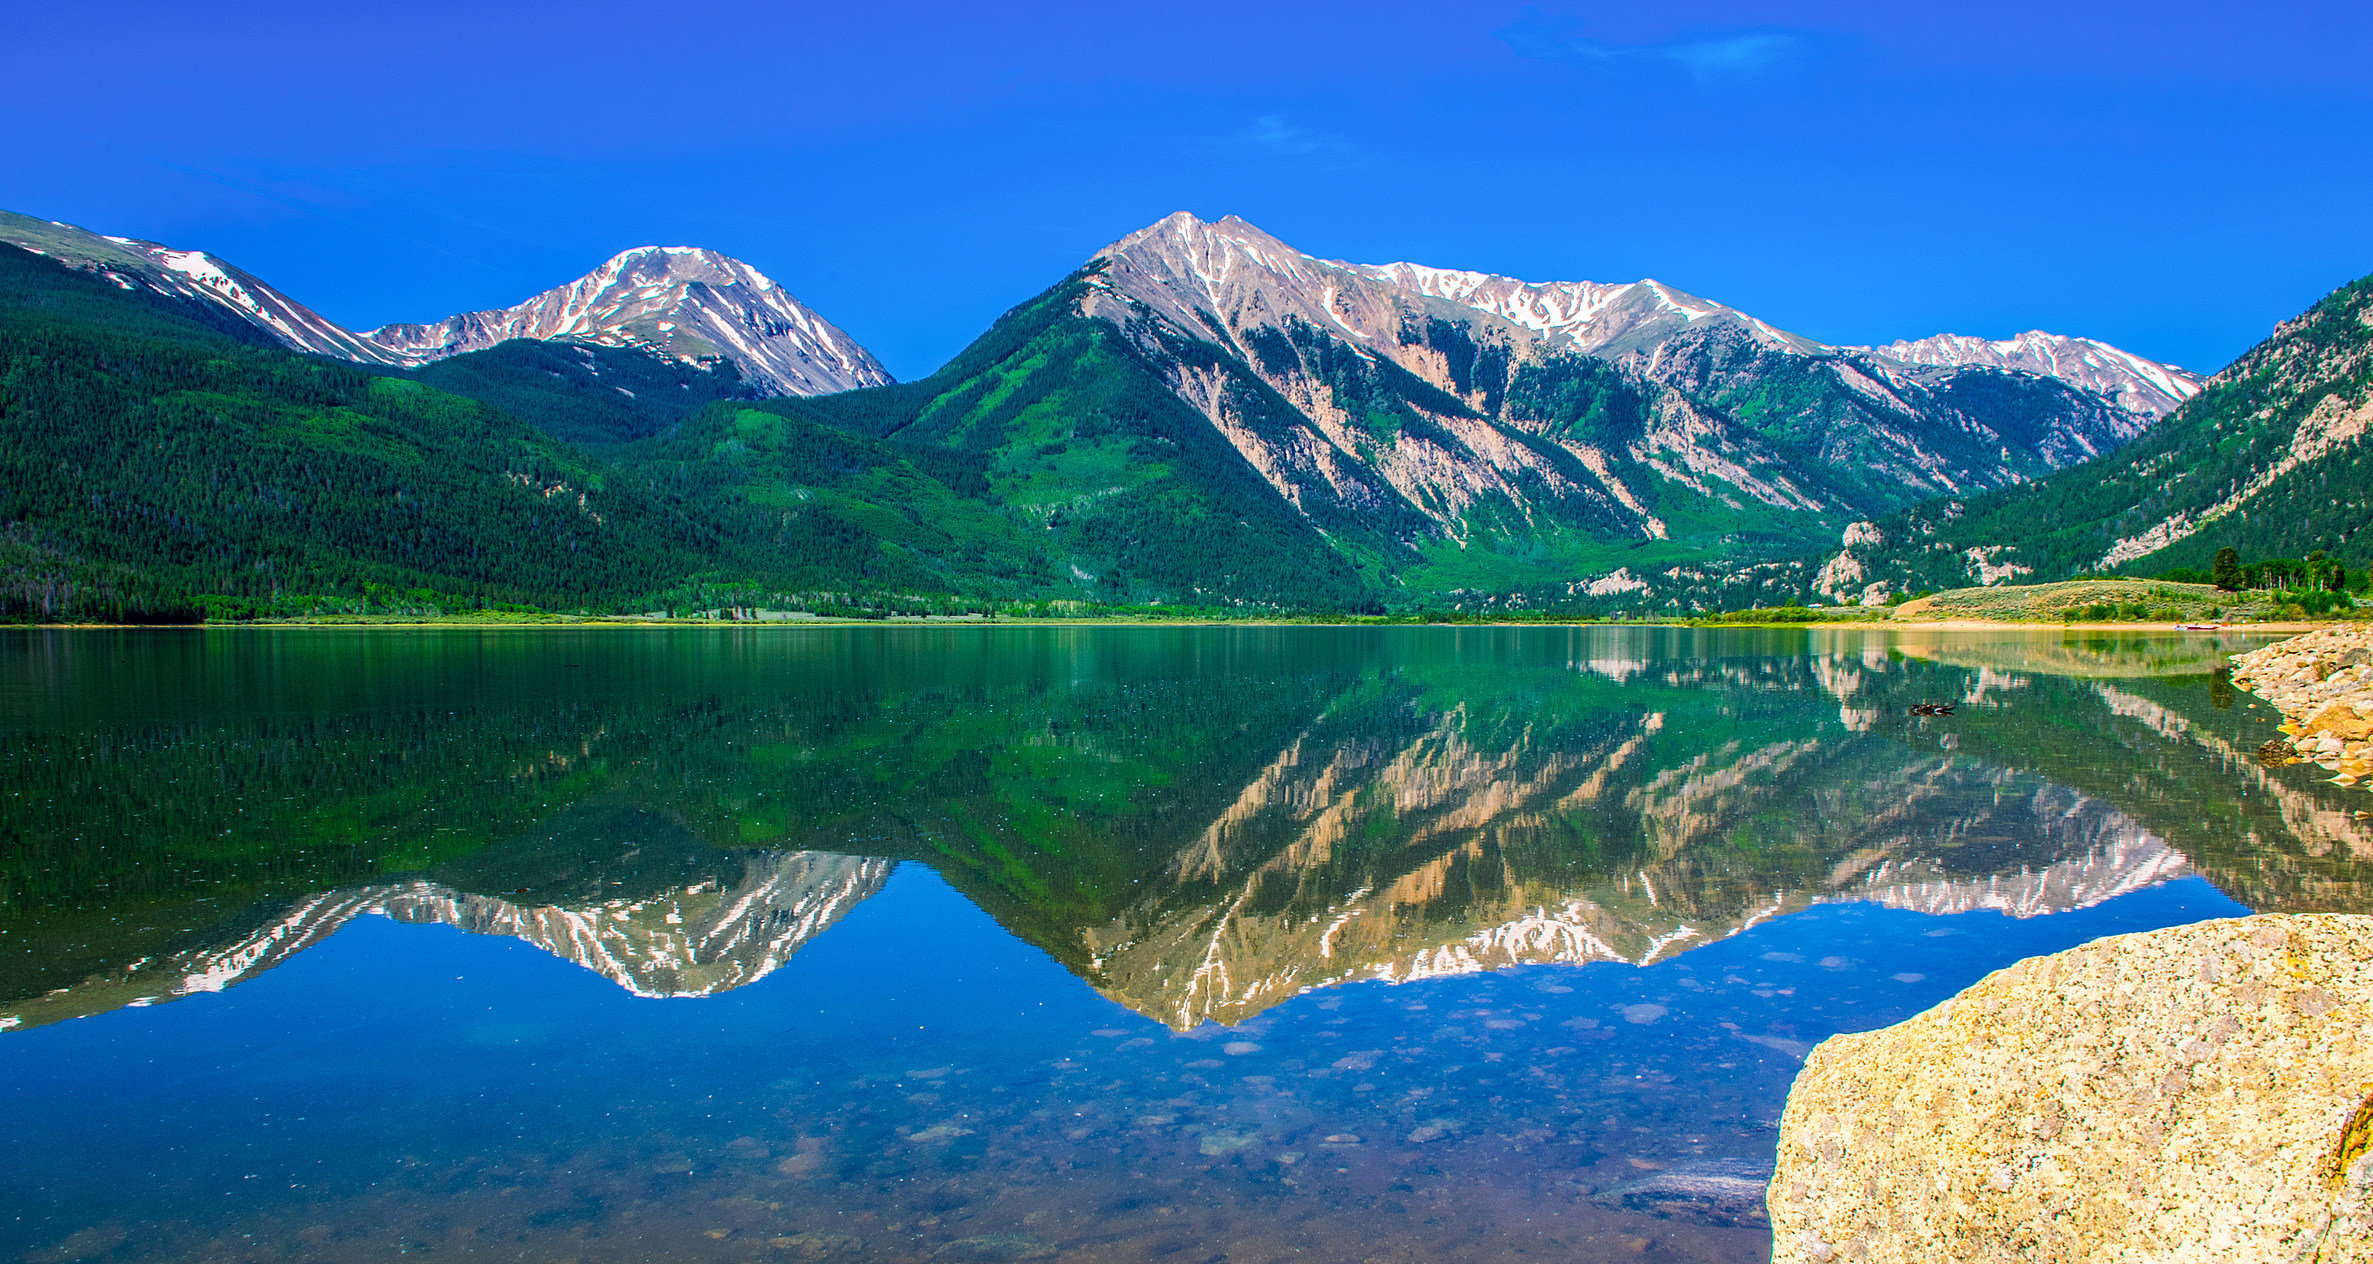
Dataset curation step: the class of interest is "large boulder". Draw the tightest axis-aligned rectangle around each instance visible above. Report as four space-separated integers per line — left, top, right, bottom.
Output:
1769 914 2373 1262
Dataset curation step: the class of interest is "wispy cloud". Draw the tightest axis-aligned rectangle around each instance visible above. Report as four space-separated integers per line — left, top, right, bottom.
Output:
1238 114 1360 161
1499 10 1821 82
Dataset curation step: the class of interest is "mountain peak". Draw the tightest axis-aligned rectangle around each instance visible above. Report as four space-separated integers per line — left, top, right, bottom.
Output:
365 245 889 396
1090 212 1833 367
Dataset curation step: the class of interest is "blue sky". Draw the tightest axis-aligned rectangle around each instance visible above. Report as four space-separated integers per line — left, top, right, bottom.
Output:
5 0 2367 380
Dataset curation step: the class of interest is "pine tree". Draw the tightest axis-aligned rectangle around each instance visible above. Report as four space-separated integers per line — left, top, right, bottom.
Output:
2212 546 2243 592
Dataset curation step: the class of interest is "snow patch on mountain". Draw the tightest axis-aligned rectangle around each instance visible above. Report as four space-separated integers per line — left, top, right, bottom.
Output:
1353 259 1826 358
0 210 411 366
1091 215 2185 429
1870 330 2202 420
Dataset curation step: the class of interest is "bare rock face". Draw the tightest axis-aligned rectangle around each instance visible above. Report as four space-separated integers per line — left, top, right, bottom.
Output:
1770 914 2373 1263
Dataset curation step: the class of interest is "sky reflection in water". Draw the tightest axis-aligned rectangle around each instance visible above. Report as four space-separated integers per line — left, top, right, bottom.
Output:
1 625 2362 1264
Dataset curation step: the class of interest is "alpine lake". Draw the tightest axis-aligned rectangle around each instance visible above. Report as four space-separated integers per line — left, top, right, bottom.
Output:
5 624 2369 1264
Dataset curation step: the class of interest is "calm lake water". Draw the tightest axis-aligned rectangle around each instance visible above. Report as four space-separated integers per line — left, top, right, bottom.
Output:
5 625 2369 1264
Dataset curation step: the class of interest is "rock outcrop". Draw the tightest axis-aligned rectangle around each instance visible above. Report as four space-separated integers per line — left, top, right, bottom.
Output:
1769 914 2373 1262
2233 625 2373 788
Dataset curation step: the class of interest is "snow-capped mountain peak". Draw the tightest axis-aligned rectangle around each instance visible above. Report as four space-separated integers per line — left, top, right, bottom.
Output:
1094 213 1829 369
364 245 892 396
1 210 891 397
1866 330 2201 419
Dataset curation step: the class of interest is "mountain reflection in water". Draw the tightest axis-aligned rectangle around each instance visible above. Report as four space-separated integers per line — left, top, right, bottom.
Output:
1 626 2367 1264
6 626 2362 1034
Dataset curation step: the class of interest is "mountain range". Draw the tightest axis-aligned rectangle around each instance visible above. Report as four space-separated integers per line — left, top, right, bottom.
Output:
5 203 2362 618
1041 213 2196 601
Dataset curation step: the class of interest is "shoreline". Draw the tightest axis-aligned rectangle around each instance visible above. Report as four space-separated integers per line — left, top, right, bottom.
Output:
5 617 2338 632
2230 624 2373 788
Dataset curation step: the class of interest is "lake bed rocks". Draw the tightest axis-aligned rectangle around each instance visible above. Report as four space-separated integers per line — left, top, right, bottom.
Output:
2232 624 2373 787
1768 914 2373 1263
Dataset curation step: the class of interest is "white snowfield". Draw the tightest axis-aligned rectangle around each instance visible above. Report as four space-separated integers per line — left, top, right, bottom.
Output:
1354 258 1825 357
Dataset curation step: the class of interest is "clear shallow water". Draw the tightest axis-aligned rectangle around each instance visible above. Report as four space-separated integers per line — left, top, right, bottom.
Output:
2 625 2367 1263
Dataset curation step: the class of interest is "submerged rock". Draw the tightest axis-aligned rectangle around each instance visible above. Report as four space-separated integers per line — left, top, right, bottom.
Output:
1595 1157 1774 1226
1770 914 2373 1263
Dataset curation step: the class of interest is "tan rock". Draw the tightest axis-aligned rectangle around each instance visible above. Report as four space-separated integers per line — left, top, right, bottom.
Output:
2307 703 2373 742
1770 914 2373 1263
2235 626 2373 795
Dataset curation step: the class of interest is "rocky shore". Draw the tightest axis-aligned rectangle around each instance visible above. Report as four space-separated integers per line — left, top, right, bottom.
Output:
2231 624 2373 787
1768 914 2373 1262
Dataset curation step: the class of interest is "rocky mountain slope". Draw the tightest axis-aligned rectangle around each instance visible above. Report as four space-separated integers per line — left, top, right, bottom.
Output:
1811 269 2373 600
2 202 2245 614
0 209 890 398
803 211 2196 607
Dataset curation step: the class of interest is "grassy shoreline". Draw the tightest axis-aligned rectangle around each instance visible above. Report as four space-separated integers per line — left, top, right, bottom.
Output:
11 575 2359 632
10 614 2345 632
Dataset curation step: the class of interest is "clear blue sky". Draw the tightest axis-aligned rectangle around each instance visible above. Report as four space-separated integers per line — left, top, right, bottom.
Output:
5 0 2367 380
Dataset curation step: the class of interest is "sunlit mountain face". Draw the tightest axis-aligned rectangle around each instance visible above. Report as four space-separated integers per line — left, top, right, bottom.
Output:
5 625 2366 1037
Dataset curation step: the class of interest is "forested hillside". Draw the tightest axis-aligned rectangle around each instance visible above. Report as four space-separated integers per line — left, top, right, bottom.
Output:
0 244 749 619
0 245 1382 619
407 338 758 446
775 265 1386 610
10 211 2361 621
